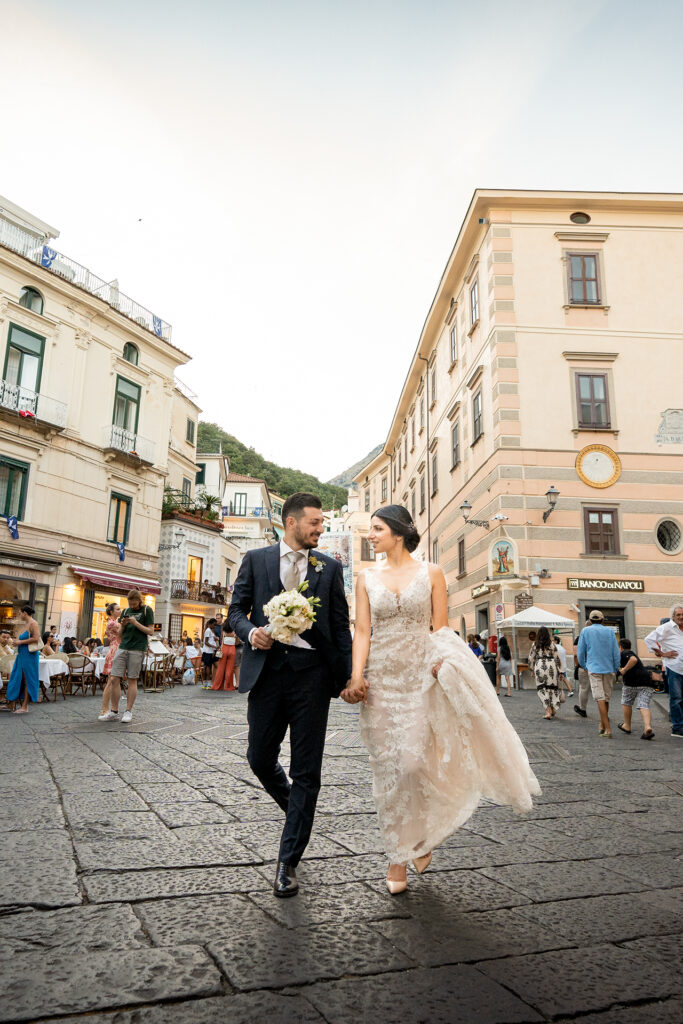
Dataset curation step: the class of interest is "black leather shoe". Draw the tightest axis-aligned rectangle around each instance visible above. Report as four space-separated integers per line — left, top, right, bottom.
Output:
273 861 298 898
574 705 587 718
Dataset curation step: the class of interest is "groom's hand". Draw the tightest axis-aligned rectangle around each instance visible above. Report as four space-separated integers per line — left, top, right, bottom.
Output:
251 628 274 651
341 678 368 704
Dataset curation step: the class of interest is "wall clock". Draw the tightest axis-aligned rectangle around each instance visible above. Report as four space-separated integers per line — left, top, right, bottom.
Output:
575 444 621 488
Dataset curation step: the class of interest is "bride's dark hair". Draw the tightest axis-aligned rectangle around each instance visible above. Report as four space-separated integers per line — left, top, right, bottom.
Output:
372 505 421 553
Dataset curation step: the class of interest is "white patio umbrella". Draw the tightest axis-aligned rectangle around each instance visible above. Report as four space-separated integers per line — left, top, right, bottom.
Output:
497 606 576 689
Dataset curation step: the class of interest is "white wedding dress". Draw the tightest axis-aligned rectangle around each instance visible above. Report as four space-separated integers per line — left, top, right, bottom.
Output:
359 562 541 864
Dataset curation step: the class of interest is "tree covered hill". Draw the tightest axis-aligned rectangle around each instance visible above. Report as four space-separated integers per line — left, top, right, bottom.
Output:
197 422 348 510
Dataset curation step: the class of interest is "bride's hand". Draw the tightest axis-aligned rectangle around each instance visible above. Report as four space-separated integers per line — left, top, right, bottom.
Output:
431 659 443 679
341 678 368 704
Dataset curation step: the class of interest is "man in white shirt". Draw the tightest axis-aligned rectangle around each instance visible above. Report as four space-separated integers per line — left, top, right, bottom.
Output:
645 605 683 737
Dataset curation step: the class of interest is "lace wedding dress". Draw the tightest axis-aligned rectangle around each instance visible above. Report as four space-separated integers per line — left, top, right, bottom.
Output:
359 562 541 864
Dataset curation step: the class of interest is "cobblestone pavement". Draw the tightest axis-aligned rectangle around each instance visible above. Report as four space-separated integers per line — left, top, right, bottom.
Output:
1 684 681 1024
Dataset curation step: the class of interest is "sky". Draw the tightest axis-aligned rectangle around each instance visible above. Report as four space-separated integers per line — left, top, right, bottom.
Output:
2 0 682 480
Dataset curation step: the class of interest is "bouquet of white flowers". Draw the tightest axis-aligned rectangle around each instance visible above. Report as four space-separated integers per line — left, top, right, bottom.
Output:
263 582 321 645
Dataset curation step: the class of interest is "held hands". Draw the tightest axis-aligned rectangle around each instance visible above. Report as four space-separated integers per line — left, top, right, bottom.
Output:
251 627 274 651
340 677 368 704
431 659 443 679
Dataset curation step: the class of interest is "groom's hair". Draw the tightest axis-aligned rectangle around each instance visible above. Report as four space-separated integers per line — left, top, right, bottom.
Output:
282 492 322 523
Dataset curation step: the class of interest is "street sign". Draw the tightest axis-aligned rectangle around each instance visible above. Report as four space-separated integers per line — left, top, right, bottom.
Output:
514 592 533 612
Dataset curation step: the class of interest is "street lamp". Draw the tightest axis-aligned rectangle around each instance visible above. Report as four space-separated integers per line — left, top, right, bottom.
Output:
542 485 560 523
459 499 490 530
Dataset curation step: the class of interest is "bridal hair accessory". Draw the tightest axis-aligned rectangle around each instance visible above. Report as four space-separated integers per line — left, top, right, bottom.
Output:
263 582 321 644
308 556 324 574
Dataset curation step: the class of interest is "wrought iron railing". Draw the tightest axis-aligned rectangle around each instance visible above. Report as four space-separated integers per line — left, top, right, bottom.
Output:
0 378 67 429
103 424 155 464
170 579 231 604
222 504 272 519
0 216 172 342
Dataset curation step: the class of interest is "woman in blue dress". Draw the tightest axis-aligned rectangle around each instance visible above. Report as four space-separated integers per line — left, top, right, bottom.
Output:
7 605 41 714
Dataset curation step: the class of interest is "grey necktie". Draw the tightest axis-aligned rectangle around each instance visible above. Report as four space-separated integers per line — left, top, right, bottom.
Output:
283 551 303 591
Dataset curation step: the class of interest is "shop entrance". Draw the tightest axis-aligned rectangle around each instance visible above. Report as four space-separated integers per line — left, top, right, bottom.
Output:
0 577 48 634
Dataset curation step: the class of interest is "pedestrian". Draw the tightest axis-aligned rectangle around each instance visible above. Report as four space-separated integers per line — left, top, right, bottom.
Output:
553 635 573 699
201 617 219 685
212 627 237 690
98 590 154 724
529 626 562 719
644 605 683 738
212 613 224 645
617 639 656 740
573 624 592 719
467 634 483 658
0 630 14 657
62 637 76 655
40 631 57 657
6 605 41 714
577 610 620 738
98 603 122 721
496 635 514 696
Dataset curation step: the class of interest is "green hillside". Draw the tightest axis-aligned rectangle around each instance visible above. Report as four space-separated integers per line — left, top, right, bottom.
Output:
197 422 348 510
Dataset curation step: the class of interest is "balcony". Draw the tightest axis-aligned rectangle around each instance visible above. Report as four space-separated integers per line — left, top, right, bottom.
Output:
0 216 172 342
170 579 231 605
0 378 67 431
103 424 155 466
222 504 272 519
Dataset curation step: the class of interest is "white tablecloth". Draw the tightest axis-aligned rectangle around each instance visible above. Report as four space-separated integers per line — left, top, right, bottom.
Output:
93 656 106 678
38 658 67 687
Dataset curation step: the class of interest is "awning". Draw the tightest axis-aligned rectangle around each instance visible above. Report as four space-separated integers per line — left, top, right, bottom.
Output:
70 565 162 595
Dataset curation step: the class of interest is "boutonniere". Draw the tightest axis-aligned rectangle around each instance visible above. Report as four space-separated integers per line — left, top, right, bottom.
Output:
309 555 325 574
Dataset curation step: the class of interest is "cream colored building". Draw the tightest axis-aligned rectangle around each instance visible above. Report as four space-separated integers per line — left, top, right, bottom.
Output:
222 472 276 555
356 190 683 659
0 195 190 639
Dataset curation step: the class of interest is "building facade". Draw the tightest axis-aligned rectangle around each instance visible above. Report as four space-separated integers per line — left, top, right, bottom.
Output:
222 473 276 555
0 195 187 638
355 190 683 658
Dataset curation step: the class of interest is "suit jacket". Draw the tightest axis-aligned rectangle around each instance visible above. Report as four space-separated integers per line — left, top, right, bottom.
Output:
227 543 353 697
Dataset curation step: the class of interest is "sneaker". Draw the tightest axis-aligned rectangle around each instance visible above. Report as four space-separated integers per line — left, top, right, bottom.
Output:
567 691 574 697
671 732 683 738
121 710 133 723
574 705 587 718
97 711 118 722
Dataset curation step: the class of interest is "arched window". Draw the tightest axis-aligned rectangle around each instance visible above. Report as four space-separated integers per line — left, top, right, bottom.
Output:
122 343 139 366
19 287 44 315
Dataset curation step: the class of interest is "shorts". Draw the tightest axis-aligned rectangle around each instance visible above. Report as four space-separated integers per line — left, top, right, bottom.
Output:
201 652 215 667
589 672 615 702
621 685 654 709
110 648 144 681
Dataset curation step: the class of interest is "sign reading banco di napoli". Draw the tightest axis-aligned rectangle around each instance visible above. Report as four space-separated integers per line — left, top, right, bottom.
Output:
567 577 645 593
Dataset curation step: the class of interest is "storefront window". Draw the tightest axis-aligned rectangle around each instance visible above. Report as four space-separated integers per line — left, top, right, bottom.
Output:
90 591 156 643
0 577 47 634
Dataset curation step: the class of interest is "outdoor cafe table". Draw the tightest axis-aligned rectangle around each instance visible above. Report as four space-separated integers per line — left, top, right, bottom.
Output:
39 657 67 697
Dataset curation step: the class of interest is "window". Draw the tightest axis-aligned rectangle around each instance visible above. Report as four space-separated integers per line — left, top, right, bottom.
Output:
451 422 460 468
432 539 439 563
122 342 139 365
458 537 466 575
419 474 425 513
233 492 247 516
19 287 43 315
113 376 141 434
584 507 619 555
225 567 232 588
567 252 600 305
195 463 206 485
470 279 479 326
570 212 591 225
472 389 483 443
656 519 682 554
431 453 438 496
187 556 203 582
364 489 370 512
181 478 192 505
361 536 375 561
411 488 416 520
449 323 457 364
430 368 437 405
576 373 610 429
3 324 45 394
411 418 415 451
0 456 29 520
397 455 401 481
419 397 425 431
381 476 387 502
107 493 131 544
186 418 196 444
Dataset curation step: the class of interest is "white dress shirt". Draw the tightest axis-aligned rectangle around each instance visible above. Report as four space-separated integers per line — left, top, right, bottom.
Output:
644 620 683 674
249 541 314 650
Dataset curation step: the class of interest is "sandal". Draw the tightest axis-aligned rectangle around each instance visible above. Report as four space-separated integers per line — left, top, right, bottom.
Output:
641 730 655 740
618 724 631 734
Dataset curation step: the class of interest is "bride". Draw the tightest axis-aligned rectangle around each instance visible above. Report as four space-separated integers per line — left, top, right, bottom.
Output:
341 505 540 894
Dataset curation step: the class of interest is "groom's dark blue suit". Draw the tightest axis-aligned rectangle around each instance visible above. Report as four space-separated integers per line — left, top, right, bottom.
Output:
228 542 352 866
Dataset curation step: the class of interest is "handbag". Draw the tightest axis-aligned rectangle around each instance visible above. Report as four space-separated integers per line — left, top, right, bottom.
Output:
28 641 40 654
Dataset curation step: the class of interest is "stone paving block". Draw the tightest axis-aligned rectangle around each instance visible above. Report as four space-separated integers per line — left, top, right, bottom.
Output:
461 819 549 844
373 906 575 966
477 942 678 1018
254 853 389 887
316 784 378 814
0 902 147 954
151 801 237 828
0 831 80 909
136 892 264 944
0 800 66 831
620 933 683 966
553 1001 683 1024
82 865 265 903
249 880 410 928
513 890 683 944
133 782 208 804
365 869 531 912
117 769 180 785
407 843 549 871
48 992 327 1024
514 829 679 860
315 811 381 831
62 791 149 818
324 828 388 854
210 919 415 991
538 813 650 841
73 836 259 871
1 945 221 1022
477 857 647 901
594 852 683 890
69 812 171 842
302 964 543 1024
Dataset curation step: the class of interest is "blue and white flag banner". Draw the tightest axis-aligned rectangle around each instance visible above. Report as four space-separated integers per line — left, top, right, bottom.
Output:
116 542 126 562
153 316 163 337
5 515 19 540
41 245 57 268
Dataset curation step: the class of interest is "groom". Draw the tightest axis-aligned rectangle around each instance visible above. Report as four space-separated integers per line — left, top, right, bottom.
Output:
228 492 353 897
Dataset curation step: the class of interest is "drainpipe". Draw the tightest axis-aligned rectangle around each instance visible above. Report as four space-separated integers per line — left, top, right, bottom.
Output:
417 355 431 556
